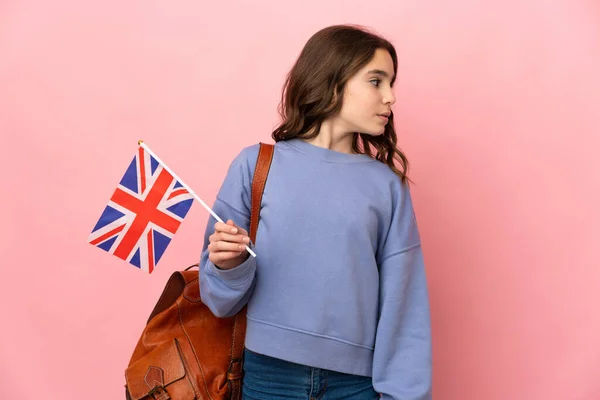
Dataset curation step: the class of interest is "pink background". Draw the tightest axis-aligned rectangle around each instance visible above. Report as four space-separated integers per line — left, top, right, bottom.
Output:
1 1 599 399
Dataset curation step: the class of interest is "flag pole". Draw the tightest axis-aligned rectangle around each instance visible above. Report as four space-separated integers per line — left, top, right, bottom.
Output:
138 140 257 258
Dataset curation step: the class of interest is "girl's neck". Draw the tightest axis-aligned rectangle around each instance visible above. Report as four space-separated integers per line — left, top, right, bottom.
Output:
302 119 355 154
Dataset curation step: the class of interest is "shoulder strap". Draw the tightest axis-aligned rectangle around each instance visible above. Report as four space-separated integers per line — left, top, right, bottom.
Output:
249 143 274 244
227 143 274 397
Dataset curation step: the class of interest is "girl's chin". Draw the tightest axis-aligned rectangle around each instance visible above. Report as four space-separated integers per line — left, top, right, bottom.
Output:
359 129 386 137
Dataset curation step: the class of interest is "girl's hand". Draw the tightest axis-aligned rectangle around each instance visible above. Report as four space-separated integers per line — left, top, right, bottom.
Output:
208 219 251 270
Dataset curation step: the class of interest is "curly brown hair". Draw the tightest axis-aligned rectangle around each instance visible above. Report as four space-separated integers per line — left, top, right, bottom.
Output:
272 24 410 183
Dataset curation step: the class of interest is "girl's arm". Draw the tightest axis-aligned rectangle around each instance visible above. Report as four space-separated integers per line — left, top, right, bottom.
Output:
198 146 259 318
372 184 432 400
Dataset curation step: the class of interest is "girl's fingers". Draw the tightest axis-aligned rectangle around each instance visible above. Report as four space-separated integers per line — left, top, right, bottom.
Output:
213 221 250 241
210 232 250 244
209 251 243 264
209 241 247 253
215 220 240 234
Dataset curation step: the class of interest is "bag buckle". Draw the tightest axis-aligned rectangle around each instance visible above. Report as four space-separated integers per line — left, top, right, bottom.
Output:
148 385 171 400
227 357 244 381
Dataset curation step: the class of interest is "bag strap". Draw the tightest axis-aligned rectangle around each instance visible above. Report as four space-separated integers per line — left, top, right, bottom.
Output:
228 142 274 399
249 142 274 243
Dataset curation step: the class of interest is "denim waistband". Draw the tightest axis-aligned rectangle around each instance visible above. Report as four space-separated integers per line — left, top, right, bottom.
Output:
242 349 379 400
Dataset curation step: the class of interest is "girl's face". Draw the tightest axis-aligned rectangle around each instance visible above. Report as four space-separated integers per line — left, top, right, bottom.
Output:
337 48 396 136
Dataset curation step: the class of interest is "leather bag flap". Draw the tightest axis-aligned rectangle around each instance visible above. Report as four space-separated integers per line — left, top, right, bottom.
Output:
125 339 186 400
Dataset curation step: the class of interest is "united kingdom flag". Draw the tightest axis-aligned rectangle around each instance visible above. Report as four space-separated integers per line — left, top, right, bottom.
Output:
88 145 193 273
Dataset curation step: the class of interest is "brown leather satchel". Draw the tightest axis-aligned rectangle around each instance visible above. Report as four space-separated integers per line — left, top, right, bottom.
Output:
125 143 275 400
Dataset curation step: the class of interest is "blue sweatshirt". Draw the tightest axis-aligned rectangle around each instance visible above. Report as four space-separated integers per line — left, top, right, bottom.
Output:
199 138 432 400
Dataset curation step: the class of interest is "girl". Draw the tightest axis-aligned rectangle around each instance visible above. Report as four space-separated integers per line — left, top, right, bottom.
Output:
199 24 432 400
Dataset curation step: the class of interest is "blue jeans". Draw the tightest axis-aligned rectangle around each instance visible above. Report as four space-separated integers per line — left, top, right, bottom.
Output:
242 349 380 400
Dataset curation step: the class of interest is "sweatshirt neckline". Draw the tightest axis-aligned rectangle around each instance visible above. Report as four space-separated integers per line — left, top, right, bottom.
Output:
281 138 376 164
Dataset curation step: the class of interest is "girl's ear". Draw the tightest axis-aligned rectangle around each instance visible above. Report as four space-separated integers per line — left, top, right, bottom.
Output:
329 84 342 108
331 86 339 103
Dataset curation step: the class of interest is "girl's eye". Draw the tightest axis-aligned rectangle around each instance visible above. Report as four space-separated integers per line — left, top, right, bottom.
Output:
370 79 381 87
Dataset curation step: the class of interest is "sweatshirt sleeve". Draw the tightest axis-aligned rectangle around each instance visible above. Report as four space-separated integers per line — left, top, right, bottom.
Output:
373 182 432 400
198 146 259 318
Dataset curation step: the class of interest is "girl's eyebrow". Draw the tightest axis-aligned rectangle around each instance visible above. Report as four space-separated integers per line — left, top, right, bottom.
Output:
367 69 396 82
